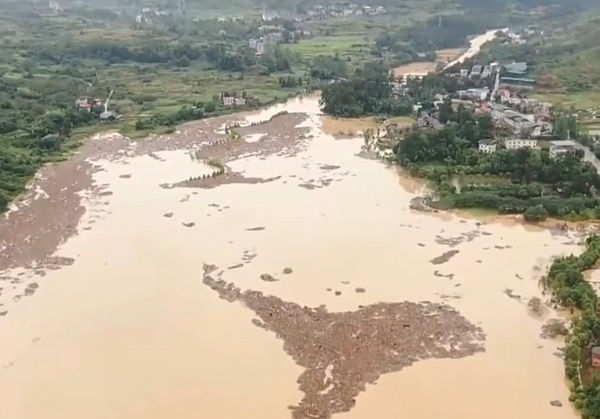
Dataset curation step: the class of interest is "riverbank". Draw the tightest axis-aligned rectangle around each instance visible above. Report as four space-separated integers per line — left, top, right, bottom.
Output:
545 236 600 417
0 95 588 419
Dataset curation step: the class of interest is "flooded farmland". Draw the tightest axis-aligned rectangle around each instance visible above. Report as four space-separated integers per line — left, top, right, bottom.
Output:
0 95 588 419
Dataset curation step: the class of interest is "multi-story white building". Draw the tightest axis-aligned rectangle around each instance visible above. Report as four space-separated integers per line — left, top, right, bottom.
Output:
478 139 497 153
504 138 538 150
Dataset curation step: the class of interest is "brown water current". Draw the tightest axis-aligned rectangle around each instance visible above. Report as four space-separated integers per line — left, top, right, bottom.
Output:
0 95 591 418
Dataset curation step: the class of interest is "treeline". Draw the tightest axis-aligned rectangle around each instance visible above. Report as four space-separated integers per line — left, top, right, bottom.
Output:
310 55 348 80
35 42 202 66
546 235 600 418
32 40 297 74
375 13 505 57
135 105 205 130
320 63 411 117
395 105 600 220
0 80 102 212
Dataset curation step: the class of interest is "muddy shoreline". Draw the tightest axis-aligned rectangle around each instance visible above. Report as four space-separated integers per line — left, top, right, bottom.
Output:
0 108 311 315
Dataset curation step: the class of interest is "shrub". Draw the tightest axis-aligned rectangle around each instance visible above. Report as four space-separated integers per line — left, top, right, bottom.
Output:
524 204 549 222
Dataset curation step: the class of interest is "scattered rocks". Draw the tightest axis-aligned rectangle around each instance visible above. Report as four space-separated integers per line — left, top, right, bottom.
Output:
320 164 341 171
409 197 432 212
119 174 132 179
355 287 366 293
246 227 266 231
430 250 460 265
541 319 569 339
260 274 278 282
550 400 562 407
182 222 195 228
527 297 546 316
227 264 244 270
24 282 39 296
435 230 481 247
283 267 293 274
433 271 455 280
504 289 521 300
163 212 174 218
335 291 342 296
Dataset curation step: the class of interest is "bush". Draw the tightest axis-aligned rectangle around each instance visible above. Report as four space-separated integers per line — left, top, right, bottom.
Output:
524 205 549 222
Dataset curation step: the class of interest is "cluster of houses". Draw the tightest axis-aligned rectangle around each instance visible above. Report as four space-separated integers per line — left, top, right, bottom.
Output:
249 26 310 55
490 102 553 137
135 8 171 25
249 34 282 55
75 97 103 112
459 63 500 80
75 92 118 122
478 138 578 159
295 3 386 21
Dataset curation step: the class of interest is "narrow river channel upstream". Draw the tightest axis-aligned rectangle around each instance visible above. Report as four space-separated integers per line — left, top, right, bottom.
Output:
0 95 587 418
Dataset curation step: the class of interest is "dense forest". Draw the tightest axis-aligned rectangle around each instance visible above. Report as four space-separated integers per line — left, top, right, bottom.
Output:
320 63 412 117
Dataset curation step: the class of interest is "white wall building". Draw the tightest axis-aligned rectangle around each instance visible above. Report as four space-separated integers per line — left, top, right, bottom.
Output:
479 140 497 153
504 138 538 150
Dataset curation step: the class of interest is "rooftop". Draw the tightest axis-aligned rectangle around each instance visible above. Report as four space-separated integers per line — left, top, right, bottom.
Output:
504 62 528 75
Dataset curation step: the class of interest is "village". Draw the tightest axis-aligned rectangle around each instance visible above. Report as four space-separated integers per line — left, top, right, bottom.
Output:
386 55 593 163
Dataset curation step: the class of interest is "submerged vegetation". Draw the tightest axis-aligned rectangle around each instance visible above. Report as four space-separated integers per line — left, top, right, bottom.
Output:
546 236 600 418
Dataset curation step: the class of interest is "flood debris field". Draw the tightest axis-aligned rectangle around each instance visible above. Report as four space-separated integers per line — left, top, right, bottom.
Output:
0 95 591 419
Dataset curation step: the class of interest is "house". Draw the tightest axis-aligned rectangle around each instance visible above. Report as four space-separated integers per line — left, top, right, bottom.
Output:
249 38 265 55
491 107 536 134
457 88 489 102
75 97 101 112
223 96 235 107
99 111 116 122
417 114 443 130
592 347 600 368
498 88 511 102
479 139 497 153
504 138 538 150
549 140 577 159
460 69 469 78
234 97 246 106
481 65 492 79
549 144 576 159
504 62 528 77
470 65 482 78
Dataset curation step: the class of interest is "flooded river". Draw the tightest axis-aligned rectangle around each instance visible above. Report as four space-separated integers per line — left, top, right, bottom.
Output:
0 95 585 418
443 28 509 70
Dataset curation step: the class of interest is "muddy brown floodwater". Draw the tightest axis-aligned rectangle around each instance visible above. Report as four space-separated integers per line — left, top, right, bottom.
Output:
0 94 592 419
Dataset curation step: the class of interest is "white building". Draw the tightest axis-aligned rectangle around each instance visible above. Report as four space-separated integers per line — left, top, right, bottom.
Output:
504 138 538 150
479 140 497 153
549 140 577 159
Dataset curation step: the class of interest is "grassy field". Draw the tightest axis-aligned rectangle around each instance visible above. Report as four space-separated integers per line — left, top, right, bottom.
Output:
288 34 370 60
